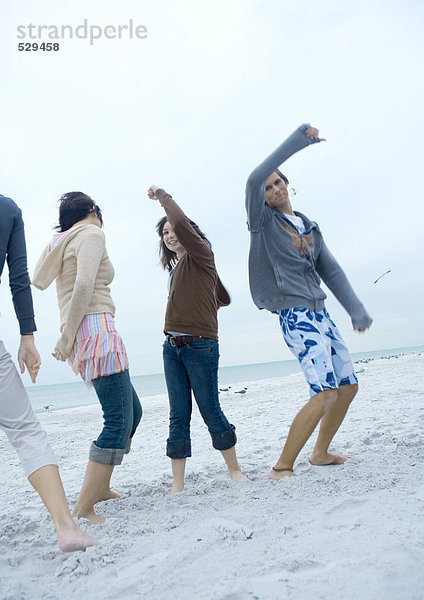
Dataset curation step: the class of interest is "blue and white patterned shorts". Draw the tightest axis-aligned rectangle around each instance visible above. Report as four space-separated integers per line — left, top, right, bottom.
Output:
279 308 358 397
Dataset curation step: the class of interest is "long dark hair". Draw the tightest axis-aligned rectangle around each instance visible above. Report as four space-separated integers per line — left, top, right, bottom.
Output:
276 169 289 185
55 191 103 232
156 216 211 272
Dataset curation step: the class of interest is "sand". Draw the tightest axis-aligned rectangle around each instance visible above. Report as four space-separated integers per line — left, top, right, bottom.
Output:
1 353 423 600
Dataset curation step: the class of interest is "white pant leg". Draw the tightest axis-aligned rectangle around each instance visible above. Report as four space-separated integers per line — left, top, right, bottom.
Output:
0 341 57 477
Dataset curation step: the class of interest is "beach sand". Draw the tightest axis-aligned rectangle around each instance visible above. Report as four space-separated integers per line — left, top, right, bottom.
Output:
1 353 423 600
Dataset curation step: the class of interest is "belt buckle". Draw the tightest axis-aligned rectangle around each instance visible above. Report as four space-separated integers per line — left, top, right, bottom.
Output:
169 336 178 347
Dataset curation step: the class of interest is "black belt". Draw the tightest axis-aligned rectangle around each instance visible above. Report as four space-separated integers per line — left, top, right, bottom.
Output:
166 335 203 347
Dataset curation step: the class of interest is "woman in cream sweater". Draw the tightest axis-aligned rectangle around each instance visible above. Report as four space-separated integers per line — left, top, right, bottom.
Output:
34 192 142 524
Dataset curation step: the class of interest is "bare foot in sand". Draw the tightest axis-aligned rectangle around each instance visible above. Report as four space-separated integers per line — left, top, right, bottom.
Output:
57 523 98 552
309 452 349 466
169 458 185 495
229 470 249 483
168 485 184 495
72 507 106 525
268 468 296 481
95 489 121 503
220 448 248 483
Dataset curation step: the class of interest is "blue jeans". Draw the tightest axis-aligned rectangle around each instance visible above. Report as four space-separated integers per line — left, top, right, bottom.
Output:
163 338 236 459
89 369 142 465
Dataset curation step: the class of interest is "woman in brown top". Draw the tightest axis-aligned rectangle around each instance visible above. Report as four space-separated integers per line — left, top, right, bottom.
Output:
148 185 247 493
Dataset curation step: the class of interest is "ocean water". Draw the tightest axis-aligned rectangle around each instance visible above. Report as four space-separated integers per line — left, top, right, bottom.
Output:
28 345 424 414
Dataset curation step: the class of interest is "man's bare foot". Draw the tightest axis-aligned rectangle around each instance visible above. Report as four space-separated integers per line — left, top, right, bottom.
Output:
72 507 106 525
57 523 98 552
229 470 249 483
268 467 296 481
168 485 184 495
309 452 349 465
95 489 121 503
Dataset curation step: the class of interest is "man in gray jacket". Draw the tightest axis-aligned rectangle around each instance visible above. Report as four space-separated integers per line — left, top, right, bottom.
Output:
245 124 372 479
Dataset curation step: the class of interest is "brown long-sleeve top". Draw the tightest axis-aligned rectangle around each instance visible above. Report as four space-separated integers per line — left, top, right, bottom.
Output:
156 189 230 340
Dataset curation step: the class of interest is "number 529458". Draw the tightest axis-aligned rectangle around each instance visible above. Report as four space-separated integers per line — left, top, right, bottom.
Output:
18 42 60 51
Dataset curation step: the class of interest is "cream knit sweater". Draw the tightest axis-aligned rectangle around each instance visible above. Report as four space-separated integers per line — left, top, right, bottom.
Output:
33 223 116 359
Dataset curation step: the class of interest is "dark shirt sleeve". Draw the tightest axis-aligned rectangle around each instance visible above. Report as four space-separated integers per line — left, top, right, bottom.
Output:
155 189 214 266
0 198 37 334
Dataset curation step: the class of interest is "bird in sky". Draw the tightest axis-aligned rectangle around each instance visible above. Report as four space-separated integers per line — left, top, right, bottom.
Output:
374 269 391 284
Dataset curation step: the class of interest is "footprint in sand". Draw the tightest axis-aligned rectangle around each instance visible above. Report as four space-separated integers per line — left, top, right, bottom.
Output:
200 518 253 541
323 498 367 517
165 514 184 531
247 562 322 597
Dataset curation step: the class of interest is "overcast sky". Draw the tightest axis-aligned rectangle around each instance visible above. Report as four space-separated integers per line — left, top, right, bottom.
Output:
1 0 423 386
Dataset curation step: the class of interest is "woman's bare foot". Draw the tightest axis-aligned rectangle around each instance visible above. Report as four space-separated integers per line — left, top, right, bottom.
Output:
220 447 247 483
168 484 184 495
95 489 121 503
72 461 116 525
268 467 295 481
72 507 106 525
57 523 98 552
309 452 349 465
228 469 249 483
169 458 185 495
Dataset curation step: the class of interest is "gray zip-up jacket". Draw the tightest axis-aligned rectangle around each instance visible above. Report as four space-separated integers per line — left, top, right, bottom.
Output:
245 123 372 330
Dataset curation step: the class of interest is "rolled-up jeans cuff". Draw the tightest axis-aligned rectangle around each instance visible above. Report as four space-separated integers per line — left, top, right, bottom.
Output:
125 437 132 454
89 441 125 465
166 438 192 459
212 424 237 451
